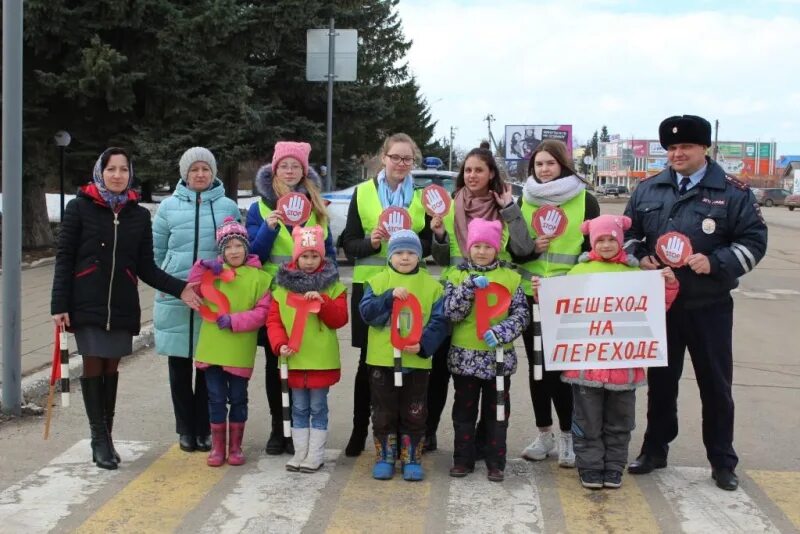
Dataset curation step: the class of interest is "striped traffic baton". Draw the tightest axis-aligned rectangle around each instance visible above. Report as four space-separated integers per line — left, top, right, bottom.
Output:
44 325 70 439
280 356 291 438
495 346 505 422
59 326 70 406
532 301 544 381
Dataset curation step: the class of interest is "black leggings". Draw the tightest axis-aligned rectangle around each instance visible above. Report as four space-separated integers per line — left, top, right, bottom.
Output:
264 342 291 429
82 356 119 378
522 295 572 431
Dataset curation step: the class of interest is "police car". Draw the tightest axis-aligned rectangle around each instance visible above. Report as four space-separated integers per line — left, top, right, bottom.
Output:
323 157 458 244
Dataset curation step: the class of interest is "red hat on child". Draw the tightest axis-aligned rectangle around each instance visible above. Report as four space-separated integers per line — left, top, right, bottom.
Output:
580 214 632 249
292 225 325 262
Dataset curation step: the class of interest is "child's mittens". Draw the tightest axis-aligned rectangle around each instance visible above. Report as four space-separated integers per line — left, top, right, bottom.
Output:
200 258 224 275
483 329 500 348
216 314 232 330
472 275 489 289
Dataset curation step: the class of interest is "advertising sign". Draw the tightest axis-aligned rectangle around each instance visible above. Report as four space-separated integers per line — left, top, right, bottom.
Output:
632 140 647 158
538 271 668 371
744 143 773 158
718 143 743 158
505 124 573 160
648 142 667 156
647 158 668 172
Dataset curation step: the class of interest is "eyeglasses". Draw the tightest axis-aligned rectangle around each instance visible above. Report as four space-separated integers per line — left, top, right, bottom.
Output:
385 154 415 165
277 163 303 172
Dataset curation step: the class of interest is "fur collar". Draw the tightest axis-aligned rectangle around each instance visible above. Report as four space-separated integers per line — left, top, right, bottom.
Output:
254 163 323 208
276 261 339 293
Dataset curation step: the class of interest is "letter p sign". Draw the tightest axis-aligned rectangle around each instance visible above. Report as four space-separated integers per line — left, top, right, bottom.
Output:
475 283 511 339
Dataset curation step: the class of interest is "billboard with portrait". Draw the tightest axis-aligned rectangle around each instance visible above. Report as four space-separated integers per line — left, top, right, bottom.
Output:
505 125 573 161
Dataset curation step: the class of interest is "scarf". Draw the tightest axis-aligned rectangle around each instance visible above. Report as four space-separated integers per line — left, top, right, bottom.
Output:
584 249 638 267
523 174 585 206
377 169 414 209
453 187 501 256
92 154 132 212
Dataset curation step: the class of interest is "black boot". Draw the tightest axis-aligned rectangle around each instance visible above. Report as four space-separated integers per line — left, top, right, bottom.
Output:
345 427 368 457
81 376 117 470
265 421 286 455
104 373 121 464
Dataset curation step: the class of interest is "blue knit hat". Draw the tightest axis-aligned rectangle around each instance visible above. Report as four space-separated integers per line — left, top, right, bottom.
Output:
387 230 422 259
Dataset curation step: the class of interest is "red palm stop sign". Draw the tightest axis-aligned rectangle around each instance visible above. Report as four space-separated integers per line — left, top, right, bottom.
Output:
656 231 693 267
532 205 568 238
277 193 312 225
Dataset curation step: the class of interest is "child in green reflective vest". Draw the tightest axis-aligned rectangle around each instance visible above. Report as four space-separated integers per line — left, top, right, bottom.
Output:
443 218 529 482
189 217 273 467
267 226 348 473
532 214 679 490
359 230 448 481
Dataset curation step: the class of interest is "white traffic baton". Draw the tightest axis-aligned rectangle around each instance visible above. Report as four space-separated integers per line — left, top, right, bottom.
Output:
59 326 70 407
532 302 544 381
495 347 505 422
280 356 291 438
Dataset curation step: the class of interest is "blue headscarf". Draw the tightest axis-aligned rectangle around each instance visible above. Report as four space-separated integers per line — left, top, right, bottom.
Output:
92 148 133 211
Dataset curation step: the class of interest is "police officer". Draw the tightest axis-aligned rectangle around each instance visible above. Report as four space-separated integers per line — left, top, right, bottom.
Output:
623 115 768 491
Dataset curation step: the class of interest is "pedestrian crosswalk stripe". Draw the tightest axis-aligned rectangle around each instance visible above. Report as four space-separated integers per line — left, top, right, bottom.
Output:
325 451 430 533
200 449 341 534
446 459 545 533
553 462 659 532
79 443 228 533
653 466 779 533
747 470 800 530
0 440 150 532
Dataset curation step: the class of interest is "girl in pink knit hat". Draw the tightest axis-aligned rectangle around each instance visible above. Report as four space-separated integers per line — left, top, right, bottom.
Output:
443 218 529 482
266 226 348 473
531 214 679 490
187 217 273 467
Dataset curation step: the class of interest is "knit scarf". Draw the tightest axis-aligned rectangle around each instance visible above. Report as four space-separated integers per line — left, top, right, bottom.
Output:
523 174 585 206
92 154 131 212
377 169 414 209
453 187 500 256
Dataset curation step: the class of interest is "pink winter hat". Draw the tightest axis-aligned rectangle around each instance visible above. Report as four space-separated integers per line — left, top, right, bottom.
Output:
272 141 311 177
580 214 632 249
467 218 503 252
292 225 326 262
216 216 249 255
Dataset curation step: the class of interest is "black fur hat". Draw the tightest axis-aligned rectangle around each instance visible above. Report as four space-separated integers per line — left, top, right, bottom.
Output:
659 115 712 149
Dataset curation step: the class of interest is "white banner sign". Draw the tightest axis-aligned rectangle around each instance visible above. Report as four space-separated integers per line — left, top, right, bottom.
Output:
538 271 667 370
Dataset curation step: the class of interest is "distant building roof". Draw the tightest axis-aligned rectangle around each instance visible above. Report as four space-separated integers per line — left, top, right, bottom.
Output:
777 155 800 168
781 161 800 179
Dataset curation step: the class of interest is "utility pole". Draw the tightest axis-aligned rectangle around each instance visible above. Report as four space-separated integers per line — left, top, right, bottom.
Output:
484 114 499 154
448 126 457 171
713 119 719 160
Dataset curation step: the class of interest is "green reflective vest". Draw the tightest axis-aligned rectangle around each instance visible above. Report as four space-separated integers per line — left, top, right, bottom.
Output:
446 266 521 351
365 269 442 369
258 200 328 277
271 281 346 370
568 260 639 275
353 180 427 284
439 208 511 280
518 190 586 295
194 266 273 368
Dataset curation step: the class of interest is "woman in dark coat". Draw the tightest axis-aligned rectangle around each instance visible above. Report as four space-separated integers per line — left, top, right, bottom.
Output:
51 147 201 470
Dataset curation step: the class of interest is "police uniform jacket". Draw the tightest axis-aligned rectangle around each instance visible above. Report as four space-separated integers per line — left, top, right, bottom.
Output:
624 158 767 308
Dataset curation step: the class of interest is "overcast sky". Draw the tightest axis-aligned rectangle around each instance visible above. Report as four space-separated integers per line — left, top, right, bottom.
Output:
396 0 800 158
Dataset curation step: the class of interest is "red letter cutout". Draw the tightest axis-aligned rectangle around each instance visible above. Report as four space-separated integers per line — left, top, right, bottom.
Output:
475 282 511 340
286 292 322 352
391 295 423 350
199 270 234 322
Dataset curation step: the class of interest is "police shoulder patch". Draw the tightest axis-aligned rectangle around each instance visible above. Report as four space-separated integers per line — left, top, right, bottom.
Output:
725 174 749 191
753 202 765 224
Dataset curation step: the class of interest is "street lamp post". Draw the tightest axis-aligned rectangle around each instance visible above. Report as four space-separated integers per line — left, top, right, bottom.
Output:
54 130 71 222
448 126 457 171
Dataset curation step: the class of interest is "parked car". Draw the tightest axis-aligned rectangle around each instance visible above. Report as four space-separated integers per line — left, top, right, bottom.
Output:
785 193 800 211
752 188 791 207
596 184 629 196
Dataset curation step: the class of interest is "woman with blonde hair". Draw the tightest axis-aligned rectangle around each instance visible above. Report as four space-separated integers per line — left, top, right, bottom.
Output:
246 141 336 455
340 132 433 456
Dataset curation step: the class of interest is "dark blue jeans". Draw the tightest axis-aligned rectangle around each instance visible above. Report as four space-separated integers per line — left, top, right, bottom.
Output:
205 365 249 424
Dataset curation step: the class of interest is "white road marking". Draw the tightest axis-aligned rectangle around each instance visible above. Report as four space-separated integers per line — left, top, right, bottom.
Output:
653 466 779 533
200 449 341 534
446 460 544 534
0 440 150 532
765 289 800 295
739 291 777 300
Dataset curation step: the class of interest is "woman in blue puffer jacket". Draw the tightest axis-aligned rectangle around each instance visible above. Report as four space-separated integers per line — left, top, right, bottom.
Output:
152 147 241 453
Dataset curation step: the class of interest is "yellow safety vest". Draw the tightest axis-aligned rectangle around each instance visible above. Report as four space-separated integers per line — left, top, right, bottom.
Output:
352 179 427 284
518 190 586 295
365 268 442 370
446 266 521 351
270 281 346 370
258 200 328 277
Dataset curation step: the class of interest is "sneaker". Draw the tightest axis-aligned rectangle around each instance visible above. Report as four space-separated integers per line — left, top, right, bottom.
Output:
604 470 623 489
558 432 576 468
521 431 556 461
579 469 604 489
